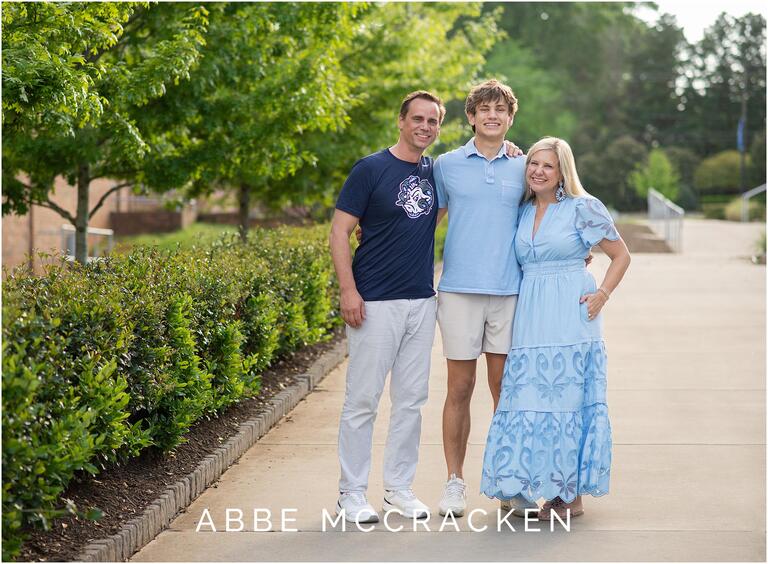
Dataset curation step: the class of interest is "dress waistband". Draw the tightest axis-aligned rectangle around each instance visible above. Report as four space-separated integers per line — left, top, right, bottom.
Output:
521 259 586 275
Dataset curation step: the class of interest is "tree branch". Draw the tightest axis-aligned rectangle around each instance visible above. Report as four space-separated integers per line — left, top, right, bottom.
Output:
84 9 146 64
39 199 76 224
89 181 132 219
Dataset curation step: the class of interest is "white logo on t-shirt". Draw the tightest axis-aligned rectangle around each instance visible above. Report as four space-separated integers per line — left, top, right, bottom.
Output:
396 176 434 219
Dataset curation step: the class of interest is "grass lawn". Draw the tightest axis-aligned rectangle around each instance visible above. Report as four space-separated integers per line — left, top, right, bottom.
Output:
115 222 238 252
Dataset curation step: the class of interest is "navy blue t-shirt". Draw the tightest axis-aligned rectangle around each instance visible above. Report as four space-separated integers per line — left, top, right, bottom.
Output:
335 149 437 301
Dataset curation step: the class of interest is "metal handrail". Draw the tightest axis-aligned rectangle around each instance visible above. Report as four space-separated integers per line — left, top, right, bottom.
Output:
61 224 114 262
647 188 684 252
741 184 766 222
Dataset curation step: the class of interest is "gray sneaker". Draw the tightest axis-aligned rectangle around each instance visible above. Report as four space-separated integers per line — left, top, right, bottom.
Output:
383 488 430 519
336 492 379 524
438 474 467 517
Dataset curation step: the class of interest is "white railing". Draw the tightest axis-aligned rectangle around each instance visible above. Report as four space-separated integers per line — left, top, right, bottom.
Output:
61 224 114 262
647 188 684 252
741 184 766 222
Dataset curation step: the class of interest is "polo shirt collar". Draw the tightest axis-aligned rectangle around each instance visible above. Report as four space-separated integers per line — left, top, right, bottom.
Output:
462 137 510 160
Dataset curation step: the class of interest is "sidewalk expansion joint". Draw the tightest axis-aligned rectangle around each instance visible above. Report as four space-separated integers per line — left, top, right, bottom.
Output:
77 337 348 562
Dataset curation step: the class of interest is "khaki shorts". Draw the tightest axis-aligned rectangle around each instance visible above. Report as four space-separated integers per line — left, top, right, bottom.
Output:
437 291 518 360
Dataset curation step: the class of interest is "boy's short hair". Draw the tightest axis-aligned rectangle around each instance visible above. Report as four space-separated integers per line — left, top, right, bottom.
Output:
465 79 518 117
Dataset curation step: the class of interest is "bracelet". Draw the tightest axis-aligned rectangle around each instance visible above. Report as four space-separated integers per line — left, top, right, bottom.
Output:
597 287 610 300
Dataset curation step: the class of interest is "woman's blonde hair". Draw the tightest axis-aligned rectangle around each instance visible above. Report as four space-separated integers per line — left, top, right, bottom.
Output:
523 137 588 202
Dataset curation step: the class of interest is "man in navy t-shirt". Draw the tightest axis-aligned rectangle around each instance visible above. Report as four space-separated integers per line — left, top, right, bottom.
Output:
329 91 444 524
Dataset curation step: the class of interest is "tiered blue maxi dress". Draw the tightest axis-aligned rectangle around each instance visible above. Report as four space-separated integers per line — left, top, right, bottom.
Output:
480 195 620 503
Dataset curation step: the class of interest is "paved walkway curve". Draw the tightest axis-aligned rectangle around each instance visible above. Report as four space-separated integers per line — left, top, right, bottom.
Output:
133 219 765 562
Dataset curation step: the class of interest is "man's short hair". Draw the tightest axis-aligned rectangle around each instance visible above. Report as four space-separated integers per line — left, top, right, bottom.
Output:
399 90 446 123
465 79 518 117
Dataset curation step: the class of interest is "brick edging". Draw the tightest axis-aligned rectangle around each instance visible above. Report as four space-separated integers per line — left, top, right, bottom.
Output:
77 338 348 562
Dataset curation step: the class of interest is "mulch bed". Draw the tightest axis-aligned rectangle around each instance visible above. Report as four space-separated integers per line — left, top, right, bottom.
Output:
615 222 672 253
18 327 344 562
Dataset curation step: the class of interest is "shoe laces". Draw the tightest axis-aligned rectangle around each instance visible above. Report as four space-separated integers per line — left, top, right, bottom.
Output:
445 478 466 498
391 488 416 500
345 492 368 506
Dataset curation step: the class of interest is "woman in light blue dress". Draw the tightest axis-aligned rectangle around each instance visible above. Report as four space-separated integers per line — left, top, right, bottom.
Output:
480 137 631 520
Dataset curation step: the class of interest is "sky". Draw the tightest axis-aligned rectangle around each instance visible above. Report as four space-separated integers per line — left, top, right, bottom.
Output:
634 0 768 42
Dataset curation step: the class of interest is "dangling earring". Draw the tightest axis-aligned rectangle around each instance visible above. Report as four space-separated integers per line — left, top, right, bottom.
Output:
555 180 566 202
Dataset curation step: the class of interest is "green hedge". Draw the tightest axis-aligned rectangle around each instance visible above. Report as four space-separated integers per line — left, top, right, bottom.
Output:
435 219 448 262
724 197 767 222
1 225 340 560
694 150 752 194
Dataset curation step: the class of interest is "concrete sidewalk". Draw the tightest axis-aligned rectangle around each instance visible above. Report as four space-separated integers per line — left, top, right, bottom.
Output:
133 219 765 562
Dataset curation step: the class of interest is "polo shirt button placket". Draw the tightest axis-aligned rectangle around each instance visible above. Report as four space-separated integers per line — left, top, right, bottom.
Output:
485 160 495 185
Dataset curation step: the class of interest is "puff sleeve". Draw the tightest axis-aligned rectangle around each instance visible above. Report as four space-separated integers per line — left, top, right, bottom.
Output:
574 197 620 248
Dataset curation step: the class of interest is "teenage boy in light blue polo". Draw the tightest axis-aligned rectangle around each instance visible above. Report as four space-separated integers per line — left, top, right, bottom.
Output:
434 79 536 518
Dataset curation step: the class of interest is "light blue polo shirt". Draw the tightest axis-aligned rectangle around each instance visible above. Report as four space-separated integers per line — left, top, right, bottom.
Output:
435 138 525 295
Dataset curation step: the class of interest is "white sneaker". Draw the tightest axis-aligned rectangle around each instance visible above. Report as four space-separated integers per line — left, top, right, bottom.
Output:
336 492 379 524
500 494 539 518
383 488 430 519
438 474 467 517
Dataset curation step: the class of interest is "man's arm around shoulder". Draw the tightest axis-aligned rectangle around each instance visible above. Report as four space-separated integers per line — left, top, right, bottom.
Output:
329 209 366 328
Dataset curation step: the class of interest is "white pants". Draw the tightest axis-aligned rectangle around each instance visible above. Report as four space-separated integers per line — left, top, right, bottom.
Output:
338 297 436 493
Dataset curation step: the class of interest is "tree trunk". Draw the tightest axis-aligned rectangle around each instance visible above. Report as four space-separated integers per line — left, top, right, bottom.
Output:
238 183 251 242
75 163 90 264
27 203 35 272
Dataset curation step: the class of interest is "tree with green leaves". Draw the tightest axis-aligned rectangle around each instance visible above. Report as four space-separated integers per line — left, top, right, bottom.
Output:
628 148 680 202
680 13 766 157
264 3 504 215
2 2 209 263
481 2 647 151
694 150 752 194
665 146 702 209
482 37 577 149
137 3 359 241
623 13 687 147
579 136 648 210
1 2 135 135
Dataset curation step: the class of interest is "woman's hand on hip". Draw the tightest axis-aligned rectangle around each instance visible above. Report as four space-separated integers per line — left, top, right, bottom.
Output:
580 291 607 320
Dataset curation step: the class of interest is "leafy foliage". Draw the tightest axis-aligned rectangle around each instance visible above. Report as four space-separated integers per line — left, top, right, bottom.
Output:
1 2 137 134
1 225 339 559
579 136 649 211
117 222 237 251
694 150 752 194
480 5 766 208
680 13 766 157
3 3 765 220
2 2 210 262
137 3 362 238
724 196 766 222
629 148 681 202
265 3 503 215
483 38 576 148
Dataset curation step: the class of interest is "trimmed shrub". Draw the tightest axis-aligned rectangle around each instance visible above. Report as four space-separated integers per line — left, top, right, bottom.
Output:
434 219 448 262
2 224 339 559
724 197 766 222
694 150 752 194
701 202 726 220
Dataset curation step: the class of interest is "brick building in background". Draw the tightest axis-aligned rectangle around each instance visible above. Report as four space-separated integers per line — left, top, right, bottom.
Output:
3 177 197 274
